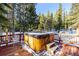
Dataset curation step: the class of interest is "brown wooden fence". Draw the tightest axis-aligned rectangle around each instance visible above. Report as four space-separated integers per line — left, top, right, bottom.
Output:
0 32 24 46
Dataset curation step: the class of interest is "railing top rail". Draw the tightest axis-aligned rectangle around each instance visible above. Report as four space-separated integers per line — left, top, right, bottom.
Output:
0 32 24 36
60 34 79 36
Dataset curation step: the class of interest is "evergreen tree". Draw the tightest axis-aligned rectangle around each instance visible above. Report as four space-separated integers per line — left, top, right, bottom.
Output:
68 3 79 34
0 3 12 32
26 4 38 31
69 3 79 26
15 3 38 32
46 11 53 31
38 13 45 31
54 3 62 32
62 11 68 30
50 13 54 29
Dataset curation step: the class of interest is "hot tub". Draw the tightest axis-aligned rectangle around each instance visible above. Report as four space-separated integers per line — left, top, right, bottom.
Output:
24 32 54 53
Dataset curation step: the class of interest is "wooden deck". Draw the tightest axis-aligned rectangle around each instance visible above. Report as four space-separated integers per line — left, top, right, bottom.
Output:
0 43 32 56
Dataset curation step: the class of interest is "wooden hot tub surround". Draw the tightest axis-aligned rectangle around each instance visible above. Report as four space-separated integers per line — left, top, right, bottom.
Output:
24 32 54 53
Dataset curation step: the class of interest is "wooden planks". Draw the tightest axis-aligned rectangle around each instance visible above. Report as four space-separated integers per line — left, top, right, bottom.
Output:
24 32 55 53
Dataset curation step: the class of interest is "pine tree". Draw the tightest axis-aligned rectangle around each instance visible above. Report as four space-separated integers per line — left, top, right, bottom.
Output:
50 13 54 29
54 3 62 32
63 11 68 30
0 3 12 32
0 3 12 46
26 4 38 31
68 3 79 34
46 11 53 31
69 4 79 26
38 13 45 31
14 3 38 32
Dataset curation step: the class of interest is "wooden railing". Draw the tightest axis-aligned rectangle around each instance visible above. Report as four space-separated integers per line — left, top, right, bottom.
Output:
0 32 24 46
60 34 79 44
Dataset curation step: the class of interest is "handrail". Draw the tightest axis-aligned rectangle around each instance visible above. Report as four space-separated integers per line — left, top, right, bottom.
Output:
60 34 79 44
0 32 23 36
0 33 24 46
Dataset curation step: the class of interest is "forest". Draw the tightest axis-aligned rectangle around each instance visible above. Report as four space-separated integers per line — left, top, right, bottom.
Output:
0 3 79 33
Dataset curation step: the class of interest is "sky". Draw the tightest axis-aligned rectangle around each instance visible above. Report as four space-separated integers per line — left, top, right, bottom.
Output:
35 3 72 15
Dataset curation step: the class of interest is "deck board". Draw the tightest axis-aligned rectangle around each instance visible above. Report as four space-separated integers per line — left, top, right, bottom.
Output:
0 43 32 56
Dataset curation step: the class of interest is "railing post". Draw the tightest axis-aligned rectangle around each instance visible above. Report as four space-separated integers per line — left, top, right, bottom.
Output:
19 34 21 42
6 29 8 46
